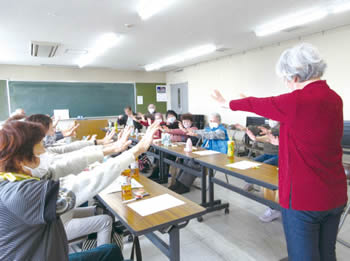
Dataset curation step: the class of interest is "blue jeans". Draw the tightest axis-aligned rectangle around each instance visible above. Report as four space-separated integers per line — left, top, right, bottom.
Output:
281 205 345 261
254 154 278 166
69 244 124 261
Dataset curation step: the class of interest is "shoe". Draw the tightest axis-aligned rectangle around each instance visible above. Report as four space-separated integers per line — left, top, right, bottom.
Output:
169 180 181 191
243 183 254 192
174 183 190 194
259 208 281 223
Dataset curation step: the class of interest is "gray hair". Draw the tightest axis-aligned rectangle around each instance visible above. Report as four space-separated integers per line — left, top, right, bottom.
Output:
276 43 327 82
210 112 221 122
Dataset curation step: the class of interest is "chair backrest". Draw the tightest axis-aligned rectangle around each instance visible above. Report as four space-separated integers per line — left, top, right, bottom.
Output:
342 121 350 150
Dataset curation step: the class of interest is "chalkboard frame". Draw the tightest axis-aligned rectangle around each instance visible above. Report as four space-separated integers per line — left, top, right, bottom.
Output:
8 80 137 118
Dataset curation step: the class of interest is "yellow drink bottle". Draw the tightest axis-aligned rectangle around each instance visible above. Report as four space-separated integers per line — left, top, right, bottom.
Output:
121 175 133 201
115 121 118 132
227 138 235 159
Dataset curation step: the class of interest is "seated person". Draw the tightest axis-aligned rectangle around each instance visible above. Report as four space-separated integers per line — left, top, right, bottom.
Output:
0 120 158 261
117 106 142 131
188 112 229 153
244 120 281 223
148 110 179 181
170 113 229 194
153 113 166 139
137 104 157 127
163 113 198 143
164 110 179 129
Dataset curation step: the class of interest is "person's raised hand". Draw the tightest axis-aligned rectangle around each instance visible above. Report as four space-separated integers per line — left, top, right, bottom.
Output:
62 123 80 137
103 127 132 156
211 89 227 106
131 121 160 157
246 129 256 141
97 129 115 145
268 133 279 146
258 126 269 135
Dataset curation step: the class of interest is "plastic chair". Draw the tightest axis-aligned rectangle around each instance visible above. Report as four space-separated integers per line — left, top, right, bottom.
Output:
68 236 88 253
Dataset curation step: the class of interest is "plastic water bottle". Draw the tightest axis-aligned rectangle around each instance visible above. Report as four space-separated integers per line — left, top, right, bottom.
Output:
184 138 193 152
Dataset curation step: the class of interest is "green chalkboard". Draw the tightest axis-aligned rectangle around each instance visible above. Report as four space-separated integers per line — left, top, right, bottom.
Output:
9 81 135 118
136 83 167 114
0 80 9 120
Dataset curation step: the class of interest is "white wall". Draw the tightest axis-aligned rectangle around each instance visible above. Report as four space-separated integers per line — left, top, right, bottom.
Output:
166 25 350 125
0 65 165 83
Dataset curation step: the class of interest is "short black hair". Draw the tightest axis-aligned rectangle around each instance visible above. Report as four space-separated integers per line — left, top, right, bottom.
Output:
26 114 52 132
124 106 132 111
166 110 178 119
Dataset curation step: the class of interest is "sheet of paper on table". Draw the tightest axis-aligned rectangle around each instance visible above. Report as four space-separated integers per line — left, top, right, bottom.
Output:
102 176 143 194
127 194 185 216
193 150 220 156
226 160 261 170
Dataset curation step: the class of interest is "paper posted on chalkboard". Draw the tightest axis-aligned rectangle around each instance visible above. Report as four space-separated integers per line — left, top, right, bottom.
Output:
54 109 70 120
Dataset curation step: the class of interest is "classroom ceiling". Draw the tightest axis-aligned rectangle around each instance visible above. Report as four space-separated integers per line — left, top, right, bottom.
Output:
1 0 350 71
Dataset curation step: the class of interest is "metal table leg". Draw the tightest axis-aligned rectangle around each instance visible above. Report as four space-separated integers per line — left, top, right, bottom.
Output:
201 166 207 206
169 227 180 261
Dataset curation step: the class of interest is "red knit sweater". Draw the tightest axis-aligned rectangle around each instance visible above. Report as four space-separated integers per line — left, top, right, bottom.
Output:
229 80 347 210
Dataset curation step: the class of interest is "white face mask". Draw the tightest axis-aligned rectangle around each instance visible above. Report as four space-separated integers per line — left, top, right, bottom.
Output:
183 122 191 129
168 117 176 124
269 120 278 128
155 118 162 123
25 152 54 179
209 122 219 129
149 108 155 114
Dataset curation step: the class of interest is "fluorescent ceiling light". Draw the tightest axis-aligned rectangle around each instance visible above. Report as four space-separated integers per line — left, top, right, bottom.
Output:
255 8 328 37
145 44 216 71
77 33 121 68
138 0 175 20
329 1 350 13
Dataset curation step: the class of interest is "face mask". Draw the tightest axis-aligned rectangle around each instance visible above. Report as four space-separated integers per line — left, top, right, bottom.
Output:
183 122 191 129
209 122 219 129
149 109 155 114
168 117 176 124
155 118 162 123
269 120 278 128
24 165 48 179
27 152 54 178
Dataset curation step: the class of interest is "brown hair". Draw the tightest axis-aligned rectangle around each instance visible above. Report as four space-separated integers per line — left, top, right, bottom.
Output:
4 114 26 125
0 121 45 173
181 113 193 122
25 114 52 132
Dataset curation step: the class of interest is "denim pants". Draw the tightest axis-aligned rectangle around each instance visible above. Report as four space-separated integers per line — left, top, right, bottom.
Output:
254 154 278 166
69 244 124 261
281 204 345 261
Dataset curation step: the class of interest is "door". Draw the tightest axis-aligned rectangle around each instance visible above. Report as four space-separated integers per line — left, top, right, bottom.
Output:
170 82 188 115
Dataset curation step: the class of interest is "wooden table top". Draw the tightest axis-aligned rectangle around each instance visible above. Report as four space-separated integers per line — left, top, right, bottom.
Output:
195 153 279 187
97 175 206 236
153 141 206 159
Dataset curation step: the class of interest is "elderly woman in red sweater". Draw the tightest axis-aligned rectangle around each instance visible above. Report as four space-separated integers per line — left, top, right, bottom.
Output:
212 43 347 261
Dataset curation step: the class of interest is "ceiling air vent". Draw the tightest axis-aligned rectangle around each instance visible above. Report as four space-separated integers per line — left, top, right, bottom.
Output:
31 41 60 58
